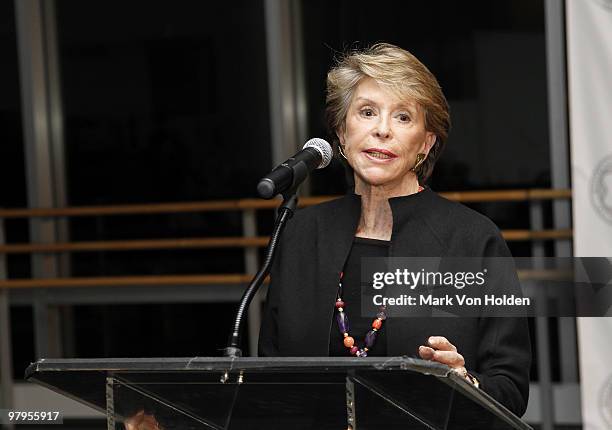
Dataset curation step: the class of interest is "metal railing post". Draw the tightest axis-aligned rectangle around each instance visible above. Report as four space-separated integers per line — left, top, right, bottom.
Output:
15 0 66 360
544 0 579 404
528 200 545 259
529 198 555 430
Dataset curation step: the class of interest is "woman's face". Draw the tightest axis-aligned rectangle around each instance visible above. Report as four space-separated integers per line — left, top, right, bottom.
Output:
338 77 435 192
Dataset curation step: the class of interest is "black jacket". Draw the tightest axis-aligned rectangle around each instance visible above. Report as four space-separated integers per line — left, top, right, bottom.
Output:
258 188 531 416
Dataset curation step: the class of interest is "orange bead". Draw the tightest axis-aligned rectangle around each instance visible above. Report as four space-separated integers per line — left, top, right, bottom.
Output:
372 319 382 330
343 336 355 348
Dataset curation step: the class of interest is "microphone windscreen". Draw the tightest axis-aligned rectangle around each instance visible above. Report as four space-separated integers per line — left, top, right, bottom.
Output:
303 138 333 169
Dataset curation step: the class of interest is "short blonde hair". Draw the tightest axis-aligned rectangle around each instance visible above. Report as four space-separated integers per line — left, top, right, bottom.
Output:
325 43 450 183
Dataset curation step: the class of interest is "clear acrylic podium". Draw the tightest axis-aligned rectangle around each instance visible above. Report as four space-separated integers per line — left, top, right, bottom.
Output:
25 357 532 430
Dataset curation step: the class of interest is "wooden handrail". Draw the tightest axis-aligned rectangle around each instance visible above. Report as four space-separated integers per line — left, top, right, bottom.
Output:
501 229 573 241
0 237 270 254
0 229 572 255
0 198 334 218
441 188 571 203
0 188 571 219
518 269 574 282
0 274 257 289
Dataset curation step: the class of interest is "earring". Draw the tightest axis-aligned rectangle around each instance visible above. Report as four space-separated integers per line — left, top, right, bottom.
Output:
338 143 348 161
410 153 426 173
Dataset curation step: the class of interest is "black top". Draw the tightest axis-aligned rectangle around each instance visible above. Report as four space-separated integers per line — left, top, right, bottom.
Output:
259 188 531 416
329 237 389 357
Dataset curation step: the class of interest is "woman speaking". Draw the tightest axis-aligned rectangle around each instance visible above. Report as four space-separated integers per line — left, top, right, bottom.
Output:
258 43 530 416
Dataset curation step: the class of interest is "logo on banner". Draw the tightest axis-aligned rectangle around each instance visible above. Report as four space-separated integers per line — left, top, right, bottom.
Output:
591 154 612 226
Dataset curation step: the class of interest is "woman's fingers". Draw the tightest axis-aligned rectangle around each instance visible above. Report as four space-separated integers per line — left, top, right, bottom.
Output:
418 345 435 360
419 345 464 367
419 336 464 368
427 336 457 352
431 350 465 367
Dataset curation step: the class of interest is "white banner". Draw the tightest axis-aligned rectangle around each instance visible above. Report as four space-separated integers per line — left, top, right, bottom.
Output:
567 0 612 429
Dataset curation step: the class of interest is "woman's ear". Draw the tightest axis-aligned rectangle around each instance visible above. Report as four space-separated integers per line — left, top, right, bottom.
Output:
422 132 436 157
336 127 345 147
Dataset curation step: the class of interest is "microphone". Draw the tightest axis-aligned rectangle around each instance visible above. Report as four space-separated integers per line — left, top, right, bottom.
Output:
257 138 333 199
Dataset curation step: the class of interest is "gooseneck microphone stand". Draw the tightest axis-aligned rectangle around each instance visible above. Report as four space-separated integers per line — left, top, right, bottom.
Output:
223 191 298 358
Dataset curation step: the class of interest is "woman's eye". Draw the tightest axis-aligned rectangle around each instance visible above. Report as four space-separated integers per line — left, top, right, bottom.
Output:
398 113 411 122
360 108 374 117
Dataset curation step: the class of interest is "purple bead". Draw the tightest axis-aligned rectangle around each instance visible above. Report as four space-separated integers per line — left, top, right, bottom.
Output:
357 349 368 358
365 330 377 348
336 311 350 334
376 312 387 321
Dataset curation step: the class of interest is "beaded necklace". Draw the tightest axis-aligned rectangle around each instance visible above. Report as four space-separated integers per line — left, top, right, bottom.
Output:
334 273 386 357
334 185 424 357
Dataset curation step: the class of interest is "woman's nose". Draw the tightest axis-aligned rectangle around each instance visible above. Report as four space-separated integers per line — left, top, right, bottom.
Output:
374 116 391 139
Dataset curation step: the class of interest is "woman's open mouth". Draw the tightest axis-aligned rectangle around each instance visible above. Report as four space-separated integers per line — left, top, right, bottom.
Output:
363 148 397 160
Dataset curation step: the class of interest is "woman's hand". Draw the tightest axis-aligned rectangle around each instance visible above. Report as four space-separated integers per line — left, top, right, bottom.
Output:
124 410 162 430
418 336 468 378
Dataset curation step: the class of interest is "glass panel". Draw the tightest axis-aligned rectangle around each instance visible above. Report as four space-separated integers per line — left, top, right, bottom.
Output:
299 0 548 260
53 0 271 360
0 0 34 381
112 377 223 429
55 0 271 279
445 378 521 430
28 358 529 430
111 371 347 430
351 370 454 429
301 0 548 194
0 0 26 210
